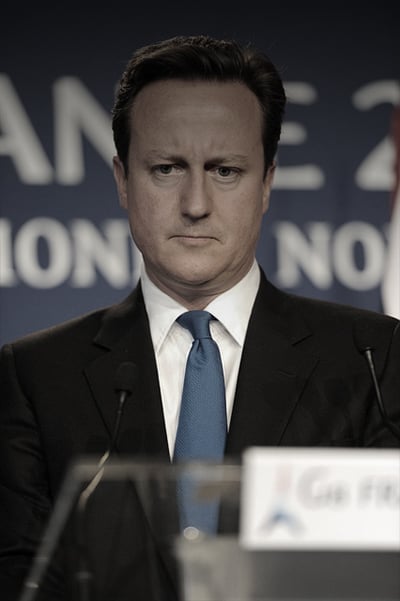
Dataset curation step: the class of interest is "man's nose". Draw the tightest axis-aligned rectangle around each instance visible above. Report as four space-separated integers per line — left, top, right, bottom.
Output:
180 171 212 219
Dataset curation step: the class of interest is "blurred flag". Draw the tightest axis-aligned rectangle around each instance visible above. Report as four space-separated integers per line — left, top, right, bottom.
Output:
381 105 400 319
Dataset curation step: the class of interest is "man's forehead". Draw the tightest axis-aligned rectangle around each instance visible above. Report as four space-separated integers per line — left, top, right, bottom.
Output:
131 78 260 114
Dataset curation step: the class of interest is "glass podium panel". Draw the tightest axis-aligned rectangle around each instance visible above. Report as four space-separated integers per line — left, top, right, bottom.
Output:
18 458 400 601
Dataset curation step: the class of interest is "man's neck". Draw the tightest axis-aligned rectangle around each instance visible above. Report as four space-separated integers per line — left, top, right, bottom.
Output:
142 264 257 310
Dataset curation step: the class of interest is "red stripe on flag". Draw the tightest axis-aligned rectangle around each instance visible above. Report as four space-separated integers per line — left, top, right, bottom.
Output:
381 104 400 318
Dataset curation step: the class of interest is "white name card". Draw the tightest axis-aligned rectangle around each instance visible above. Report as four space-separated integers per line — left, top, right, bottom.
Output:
240 447 400 550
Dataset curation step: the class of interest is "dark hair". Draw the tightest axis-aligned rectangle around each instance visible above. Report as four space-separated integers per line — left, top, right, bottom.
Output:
112 35 286 173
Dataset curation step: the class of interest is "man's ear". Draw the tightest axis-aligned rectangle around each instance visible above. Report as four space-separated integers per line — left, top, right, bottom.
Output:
262 162 275 213
113 155 128 209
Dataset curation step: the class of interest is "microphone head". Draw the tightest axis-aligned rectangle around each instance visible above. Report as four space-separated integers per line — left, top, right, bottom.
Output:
114 361 138 394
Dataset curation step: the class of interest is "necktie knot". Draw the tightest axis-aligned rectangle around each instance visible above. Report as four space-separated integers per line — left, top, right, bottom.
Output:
177 310 213 340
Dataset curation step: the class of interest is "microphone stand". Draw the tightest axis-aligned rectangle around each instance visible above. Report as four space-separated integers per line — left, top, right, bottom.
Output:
362 347 400 442
74 365 136 601
353 318 400 443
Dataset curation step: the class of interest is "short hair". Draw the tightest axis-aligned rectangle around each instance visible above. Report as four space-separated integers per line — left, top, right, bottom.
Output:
112 34 286 173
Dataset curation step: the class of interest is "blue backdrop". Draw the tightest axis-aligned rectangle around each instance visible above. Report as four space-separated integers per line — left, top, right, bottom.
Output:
1 2 399 345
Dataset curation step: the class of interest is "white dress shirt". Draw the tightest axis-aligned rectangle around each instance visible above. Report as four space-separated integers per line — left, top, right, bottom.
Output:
141 261 260 457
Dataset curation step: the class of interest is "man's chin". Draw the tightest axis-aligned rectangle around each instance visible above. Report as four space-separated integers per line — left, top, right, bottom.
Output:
162 265 224 293
174 270 218 288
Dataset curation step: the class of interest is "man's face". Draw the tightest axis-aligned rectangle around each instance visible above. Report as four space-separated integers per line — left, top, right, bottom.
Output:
113 79 273 307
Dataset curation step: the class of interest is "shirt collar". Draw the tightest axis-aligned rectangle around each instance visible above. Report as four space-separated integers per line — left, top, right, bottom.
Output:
140 266 187 354
205 261 260 346
141 260 260 352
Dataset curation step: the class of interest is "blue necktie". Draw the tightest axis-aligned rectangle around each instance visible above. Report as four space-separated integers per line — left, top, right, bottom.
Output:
174 310 227 533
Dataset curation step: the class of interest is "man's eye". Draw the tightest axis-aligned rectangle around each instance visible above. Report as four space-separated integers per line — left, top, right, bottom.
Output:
156 165 174 175
215 166 240 179
217 167 233 177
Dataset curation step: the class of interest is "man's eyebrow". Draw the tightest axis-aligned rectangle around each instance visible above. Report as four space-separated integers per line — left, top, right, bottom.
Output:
142 151 249 168
144 151 185 162
205 154 249 165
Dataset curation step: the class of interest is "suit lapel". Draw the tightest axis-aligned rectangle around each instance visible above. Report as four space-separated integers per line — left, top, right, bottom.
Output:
83 285 169 459
226 273 318 455
83 286 179 597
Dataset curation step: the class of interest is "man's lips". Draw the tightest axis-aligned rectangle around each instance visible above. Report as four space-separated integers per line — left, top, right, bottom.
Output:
171 234 217 242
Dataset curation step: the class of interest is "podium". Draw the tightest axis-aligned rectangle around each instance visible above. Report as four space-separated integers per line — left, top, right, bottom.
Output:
18 452 400 601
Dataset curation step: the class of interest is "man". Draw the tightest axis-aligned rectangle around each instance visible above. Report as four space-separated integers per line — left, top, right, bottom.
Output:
0 35 399 601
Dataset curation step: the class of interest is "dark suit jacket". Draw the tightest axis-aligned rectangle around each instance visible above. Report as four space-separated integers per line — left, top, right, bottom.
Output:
1 272 399 600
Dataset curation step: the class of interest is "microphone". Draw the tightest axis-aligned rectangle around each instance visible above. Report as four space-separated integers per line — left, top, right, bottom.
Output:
75 361 138 601
353 319 400 442
80 361 138 489
103 361 138 463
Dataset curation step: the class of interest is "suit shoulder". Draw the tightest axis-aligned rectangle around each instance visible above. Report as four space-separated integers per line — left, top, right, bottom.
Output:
258 275 399 346
3 285 142 353
2 306 107 357
288 291 397 325
2 291 135 355
281 288 399 349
